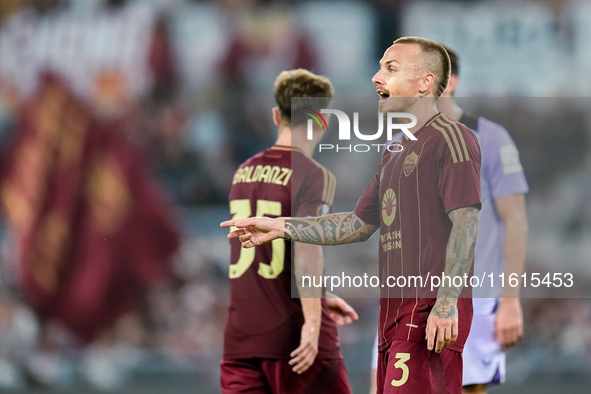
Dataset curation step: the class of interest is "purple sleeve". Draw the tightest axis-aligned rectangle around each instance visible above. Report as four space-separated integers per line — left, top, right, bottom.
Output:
479 118 529 199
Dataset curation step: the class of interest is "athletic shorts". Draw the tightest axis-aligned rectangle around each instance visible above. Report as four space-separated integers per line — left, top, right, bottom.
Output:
462 313 505 386
376 340 463 394
220 357 351 394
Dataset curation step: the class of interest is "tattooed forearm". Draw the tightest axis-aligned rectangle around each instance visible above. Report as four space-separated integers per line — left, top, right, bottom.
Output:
284 212 378 245
431 298 457 319
434 207 479 317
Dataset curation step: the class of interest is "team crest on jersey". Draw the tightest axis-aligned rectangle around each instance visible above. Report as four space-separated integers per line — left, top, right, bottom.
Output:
381 188 397 226
403 152 419 177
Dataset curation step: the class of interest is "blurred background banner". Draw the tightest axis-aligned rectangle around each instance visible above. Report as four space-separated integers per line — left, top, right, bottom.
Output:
0 0 589 393
1 72 180 343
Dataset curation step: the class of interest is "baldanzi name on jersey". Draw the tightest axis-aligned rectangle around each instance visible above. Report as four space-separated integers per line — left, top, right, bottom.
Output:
232 165 293 186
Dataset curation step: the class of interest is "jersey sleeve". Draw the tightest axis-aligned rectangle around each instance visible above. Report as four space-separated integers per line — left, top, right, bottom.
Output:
354 170 380 226
294 163 336 217
479 118 529 200
438 124 482 214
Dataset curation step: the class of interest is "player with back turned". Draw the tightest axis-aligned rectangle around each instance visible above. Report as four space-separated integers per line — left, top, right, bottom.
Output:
222 37 482 393
220 69 356 393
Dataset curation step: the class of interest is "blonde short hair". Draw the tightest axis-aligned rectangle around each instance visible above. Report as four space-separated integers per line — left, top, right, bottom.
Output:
393 36 451 98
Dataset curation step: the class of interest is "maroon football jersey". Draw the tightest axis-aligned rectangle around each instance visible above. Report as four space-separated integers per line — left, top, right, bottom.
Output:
224 145 341 360
354 113 481 353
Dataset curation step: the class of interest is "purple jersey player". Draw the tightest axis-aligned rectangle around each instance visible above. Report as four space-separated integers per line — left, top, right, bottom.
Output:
438 46 528 394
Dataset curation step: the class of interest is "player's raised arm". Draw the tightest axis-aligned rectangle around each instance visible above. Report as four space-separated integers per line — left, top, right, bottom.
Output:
426 206 479 353
221 211 378 248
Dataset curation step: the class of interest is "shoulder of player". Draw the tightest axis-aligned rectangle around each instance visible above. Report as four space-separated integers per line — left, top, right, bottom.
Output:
304 155 336 187
427 114 480 162
428 114 478 145
236 149 269 169
293 153 337 204
477 116 516 145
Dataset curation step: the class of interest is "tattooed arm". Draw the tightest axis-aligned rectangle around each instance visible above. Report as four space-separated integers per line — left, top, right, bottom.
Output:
285 212 378 245
221 212 378 248
425 206 479 353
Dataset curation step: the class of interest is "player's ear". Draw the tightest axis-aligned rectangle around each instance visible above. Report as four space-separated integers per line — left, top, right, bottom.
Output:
419 72 436 96
272 107 281 126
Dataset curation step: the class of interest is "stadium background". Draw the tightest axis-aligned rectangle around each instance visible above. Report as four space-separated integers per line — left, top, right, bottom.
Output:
0 0 590 392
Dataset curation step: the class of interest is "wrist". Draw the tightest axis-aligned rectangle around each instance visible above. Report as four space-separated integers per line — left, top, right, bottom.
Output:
501 287 521 298
436 287 461 301
304 318 321 326
435 296 457 304
280 218 291 240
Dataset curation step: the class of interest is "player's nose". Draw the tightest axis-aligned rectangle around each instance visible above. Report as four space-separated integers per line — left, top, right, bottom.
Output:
372 70 384 86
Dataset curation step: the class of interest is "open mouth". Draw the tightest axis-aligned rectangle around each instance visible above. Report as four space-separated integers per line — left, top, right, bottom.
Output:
378 92 390 99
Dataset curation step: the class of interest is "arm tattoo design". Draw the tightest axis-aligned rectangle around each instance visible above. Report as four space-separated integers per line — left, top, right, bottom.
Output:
431 298 458 319
284 212 378 245
433 207 479 318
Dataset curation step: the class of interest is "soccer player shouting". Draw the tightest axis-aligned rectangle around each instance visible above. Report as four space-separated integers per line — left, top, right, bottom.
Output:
222 37 482 394
370 45 528 394
220 69 355 393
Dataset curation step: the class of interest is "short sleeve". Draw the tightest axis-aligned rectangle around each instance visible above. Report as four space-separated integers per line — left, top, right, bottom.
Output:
438 125 482 214
480 118 529 200
294 163 336 218
354 171 381 226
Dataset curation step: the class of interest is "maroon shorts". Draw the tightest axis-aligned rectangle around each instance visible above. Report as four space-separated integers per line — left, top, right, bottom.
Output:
220 357 351 394
376 341 462 394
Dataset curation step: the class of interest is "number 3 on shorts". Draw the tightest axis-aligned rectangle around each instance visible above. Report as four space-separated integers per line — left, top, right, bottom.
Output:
391 353 410 387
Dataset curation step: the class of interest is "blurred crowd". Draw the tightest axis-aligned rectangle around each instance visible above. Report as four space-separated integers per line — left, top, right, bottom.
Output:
0 0 590 391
